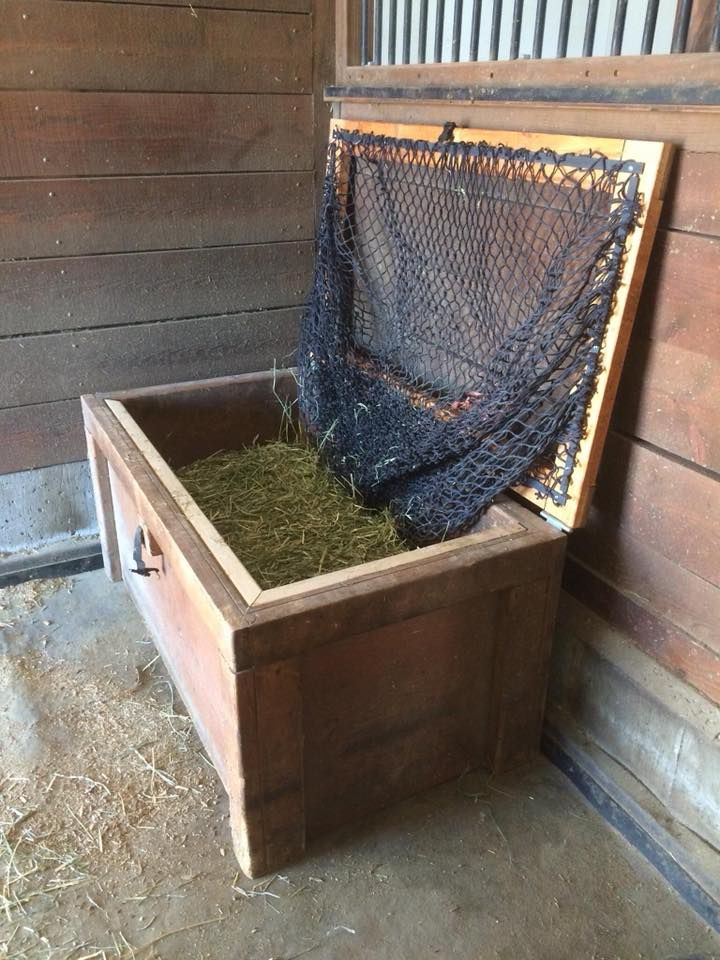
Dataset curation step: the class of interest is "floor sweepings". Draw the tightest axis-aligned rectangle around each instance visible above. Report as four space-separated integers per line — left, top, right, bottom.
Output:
177 441 409 590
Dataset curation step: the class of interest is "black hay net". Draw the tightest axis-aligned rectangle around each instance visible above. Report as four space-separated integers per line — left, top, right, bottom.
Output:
298 128 641 544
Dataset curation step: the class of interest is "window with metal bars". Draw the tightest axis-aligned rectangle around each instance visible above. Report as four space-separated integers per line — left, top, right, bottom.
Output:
359 0 719 64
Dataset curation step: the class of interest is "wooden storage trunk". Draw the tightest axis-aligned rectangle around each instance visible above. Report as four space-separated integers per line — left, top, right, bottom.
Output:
82 370 565 877
82 122 669 877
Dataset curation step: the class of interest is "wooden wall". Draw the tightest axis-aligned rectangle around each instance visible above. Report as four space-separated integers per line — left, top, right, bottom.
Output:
328 90 720 709
0 0 333 475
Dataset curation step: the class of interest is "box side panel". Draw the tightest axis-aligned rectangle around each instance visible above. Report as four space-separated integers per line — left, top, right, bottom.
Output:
117 369 298 469
108 468 241 790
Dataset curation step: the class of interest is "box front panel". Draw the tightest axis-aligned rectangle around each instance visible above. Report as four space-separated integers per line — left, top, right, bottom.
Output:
301 594 499 836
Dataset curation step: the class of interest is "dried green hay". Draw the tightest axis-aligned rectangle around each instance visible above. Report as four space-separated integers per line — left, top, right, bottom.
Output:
177 439 410 590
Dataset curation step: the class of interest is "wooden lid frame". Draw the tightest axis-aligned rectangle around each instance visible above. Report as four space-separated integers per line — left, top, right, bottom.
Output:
331 118 673 531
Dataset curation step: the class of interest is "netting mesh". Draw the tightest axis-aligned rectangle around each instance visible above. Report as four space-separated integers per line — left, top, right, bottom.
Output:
298 128 641 544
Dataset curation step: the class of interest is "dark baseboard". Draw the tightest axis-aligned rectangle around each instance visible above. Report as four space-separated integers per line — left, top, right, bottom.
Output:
543 724 720 934
0 539 104 589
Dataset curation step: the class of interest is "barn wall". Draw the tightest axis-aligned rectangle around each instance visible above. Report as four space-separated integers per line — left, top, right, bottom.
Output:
0 0 332 554
328 91 720 850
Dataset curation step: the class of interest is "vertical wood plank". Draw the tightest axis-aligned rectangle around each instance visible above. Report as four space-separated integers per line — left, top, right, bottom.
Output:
489 547 565 771
84 432 122 581
253 660 306 870
230 668 268 878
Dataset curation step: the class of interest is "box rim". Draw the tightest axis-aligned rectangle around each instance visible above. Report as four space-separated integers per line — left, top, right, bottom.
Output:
103 396 530 610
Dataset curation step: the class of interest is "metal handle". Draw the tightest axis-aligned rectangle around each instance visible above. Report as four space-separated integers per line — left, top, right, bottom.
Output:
130 526 160 577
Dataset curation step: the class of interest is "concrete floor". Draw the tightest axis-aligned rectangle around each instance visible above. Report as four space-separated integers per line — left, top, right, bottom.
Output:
1 571 718 960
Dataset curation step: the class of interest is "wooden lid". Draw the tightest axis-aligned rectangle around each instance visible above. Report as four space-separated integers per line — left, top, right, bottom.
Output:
333 119 672 532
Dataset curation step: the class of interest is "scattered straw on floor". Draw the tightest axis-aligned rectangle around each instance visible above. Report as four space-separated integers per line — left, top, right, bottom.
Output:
0 639 218 959
178 441 409 589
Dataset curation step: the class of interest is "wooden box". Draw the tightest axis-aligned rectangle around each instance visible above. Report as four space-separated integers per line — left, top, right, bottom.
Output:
82 122 669 876
82 370 565 877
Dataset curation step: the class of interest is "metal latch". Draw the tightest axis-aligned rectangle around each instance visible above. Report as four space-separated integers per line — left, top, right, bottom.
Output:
131 526 160 577
540 511 571 535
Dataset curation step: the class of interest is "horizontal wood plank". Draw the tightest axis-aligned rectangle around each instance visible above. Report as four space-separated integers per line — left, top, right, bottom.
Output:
616 335 720 473
636 230 720 360
0 400 86 473
2 309 301 406
62 0 310 10
0 172 314 259
1 1 311 94
569 525 720 655
563 560 720 705
0 92 313 178
0 309 301 474
0 241 312 336
663 151 720 237
585 432 719 589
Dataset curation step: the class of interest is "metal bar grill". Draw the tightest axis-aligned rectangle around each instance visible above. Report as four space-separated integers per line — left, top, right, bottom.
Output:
469 0 482 58
360 0 716 66
611 0 629 55
434 0 447 60
402 0 413 62
489 0 503 59
671 0 693 52
509 0 524 58
641 0 660 54
583 0 599 55
557 0 572 57
387 0 398 63
372 0 384 64
452 0 464 60
360 0 370 64
418 0 429 61
712 0 720 51
533 0 547 58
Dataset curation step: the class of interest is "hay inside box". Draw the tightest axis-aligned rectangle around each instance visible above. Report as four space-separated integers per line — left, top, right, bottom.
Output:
177 438 410 590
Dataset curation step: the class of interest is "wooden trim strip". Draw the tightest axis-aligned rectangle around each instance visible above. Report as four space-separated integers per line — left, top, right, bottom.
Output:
335 51 720 92
104 395 526 611
332 116 626 157
254 513 527 607
327 82 720 106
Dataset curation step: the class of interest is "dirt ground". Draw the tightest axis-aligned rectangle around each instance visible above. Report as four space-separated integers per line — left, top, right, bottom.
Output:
0 571 718 960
